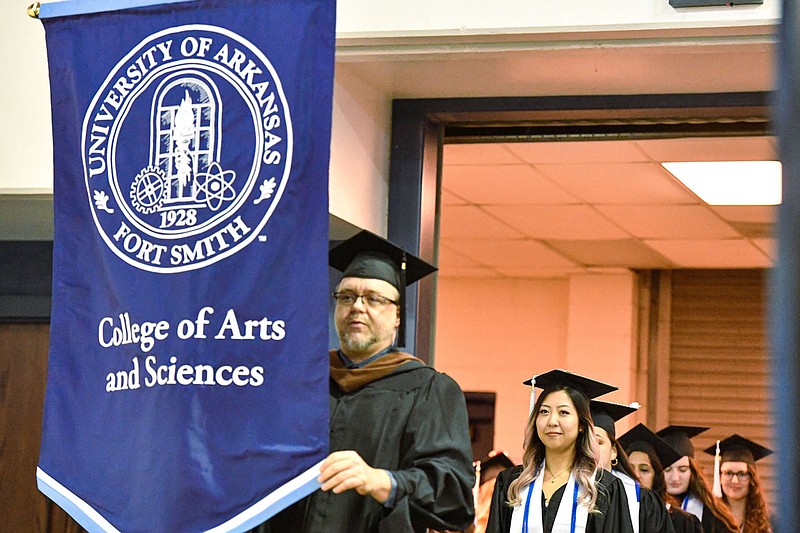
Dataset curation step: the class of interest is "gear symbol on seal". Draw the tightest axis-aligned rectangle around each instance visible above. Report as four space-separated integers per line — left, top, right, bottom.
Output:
130 166 168 214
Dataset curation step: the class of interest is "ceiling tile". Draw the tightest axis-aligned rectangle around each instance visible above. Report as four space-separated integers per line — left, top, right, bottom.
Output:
443 143 523 165
634 136 777 162
483 205 631 240
438 266 501 278
751 237 776 260
443 164 579 205
493 267 573 279
596 205 740 239
644 239 773 268
535 162 699 204
546 239 674 268
710 205 777 224
438 243 482 268
440 205 523 239
505 140 650 164
441 188 469 206
448 238 578 268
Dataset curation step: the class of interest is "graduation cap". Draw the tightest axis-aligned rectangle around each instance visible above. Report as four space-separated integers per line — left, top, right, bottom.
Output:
477 450 515 484
522 369 618 413
478 450 515 471
656 425 708 458
329 230 437 347
703 434 773 465
590 400 639 440
618 423 682 469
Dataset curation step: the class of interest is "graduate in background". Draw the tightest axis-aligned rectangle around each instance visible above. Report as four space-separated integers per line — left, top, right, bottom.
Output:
703 435 773 533
658 426 738 533
619 424 703 533
474 451 516 533
590 401 674 533
486 369 634 533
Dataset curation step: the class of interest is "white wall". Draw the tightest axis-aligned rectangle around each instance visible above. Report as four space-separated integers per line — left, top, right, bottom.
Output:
329 66 392 234
1 5 52 193
336 0 779 38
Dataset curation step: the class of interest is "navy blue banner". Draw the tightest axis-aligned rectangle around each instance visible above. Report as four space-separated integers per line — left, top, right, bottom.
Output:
37 1 335 531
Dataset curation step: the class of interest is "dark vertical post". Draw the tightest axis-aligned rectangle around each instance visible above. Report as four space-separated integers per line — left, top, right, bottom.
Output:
387 101 439 363
772 3 799 531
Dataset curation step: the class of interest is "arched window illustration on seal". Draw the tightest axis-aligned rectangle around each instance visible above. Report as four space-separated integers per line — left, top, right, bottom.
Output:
130 70 236 221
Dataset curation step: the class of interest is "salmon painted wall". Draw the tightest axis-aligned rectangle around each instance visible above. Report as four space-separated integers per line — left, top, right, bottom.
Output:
434 272 638 464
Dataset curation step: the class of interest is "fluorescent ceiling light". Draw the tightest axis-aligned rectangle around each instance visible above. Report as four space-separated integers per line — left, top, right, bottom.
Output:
662 161 782 206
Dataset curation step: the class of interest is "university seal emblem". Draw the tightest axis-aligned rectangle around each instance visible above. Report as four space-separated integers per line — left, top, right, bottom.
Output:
82 24 292 272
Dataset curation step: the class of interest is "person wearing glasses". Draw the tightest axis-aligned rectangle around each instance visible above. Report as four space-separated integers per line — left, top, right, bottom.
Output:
658 426 738 533
253 230 475 533
703 435 773 532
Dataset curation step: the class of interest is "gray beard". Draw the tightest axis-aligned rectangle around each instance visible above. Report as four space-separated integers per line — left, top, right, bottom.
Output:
339 331 380 354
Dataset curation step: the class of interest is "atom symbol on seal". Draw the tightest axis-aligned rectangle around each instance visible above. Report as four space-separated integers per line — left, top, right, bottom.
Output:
130 166 168 214
194 161 237 211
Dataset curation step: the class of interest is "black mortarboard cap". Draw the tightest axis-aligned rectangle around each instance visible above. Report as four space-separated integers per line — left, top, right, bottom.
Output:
522 369 618 400
329 230 437 347
618 423 682 469
479 450 515 471
656 425 708 458
703 434 773 465
590 400 639 439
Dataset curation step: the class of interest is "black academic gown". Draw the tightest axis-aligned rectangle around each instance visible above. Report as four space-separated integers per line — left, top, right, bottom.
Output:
675 493 735 533
636 486 676 533
253 356 475 533
667 506 703 533
486 465 636 533
611 470 674 533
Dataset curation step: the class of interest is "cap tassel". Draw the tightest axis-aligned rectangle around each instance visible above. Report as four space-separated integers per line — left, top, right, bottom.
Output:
472 459 482 524
528 376 537 415
712 440 723 498
397 253 407 347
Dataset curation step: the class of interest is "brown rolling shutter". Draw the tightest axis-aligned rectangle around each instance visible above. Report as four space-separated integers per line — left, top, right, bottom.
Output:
668 269 774 507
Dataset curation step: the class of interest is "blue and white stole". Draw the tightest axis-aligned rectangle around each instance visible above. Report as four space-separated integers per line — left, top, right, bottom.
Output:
612 470 641 533
510 462 589 533
681 492 704 521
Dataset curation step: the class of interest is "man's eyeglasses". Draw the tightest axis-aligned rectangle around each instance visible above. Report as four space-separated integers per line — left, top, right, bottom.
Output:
721 471 751 481
332 292 398 308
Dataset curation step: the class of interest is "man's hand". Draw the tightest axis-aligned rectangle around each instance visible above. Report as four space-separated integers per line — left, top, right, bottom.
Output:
318 450 392 503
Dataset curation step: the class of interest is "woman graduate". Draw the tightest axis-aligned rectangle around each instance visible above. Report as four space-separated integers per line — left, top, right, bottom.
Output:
618 424 702 533
658 426 737 533
590 400 673 533
703 435 773 532
486 369 634 533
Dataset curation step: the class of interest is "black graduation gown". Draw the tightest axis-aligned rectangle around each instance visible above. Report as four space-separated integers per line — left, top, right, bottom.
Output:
486 465 636 533
675 493 735 533
668 506 703 533
611 470 673 533
701 509 736 533
252 358 475 533
637 486 675 533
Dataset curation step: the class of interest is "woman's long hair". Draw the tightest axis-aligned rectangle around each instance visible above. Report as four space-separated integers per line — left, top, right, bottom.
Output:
611 442 637 481
688 457 739 532
721 462 772 533
626 443 667 498
507 386 600 511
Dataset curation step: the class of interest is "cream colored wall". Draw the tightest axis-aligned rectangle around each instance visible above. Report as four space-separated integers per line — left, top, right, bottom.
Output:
434 272 639 463
336 0 779 37
329 66 391 235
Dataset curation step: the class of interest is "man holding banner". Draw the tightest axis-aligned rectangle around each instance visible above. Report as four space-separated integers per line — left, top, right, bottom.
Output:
254 231 476 533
